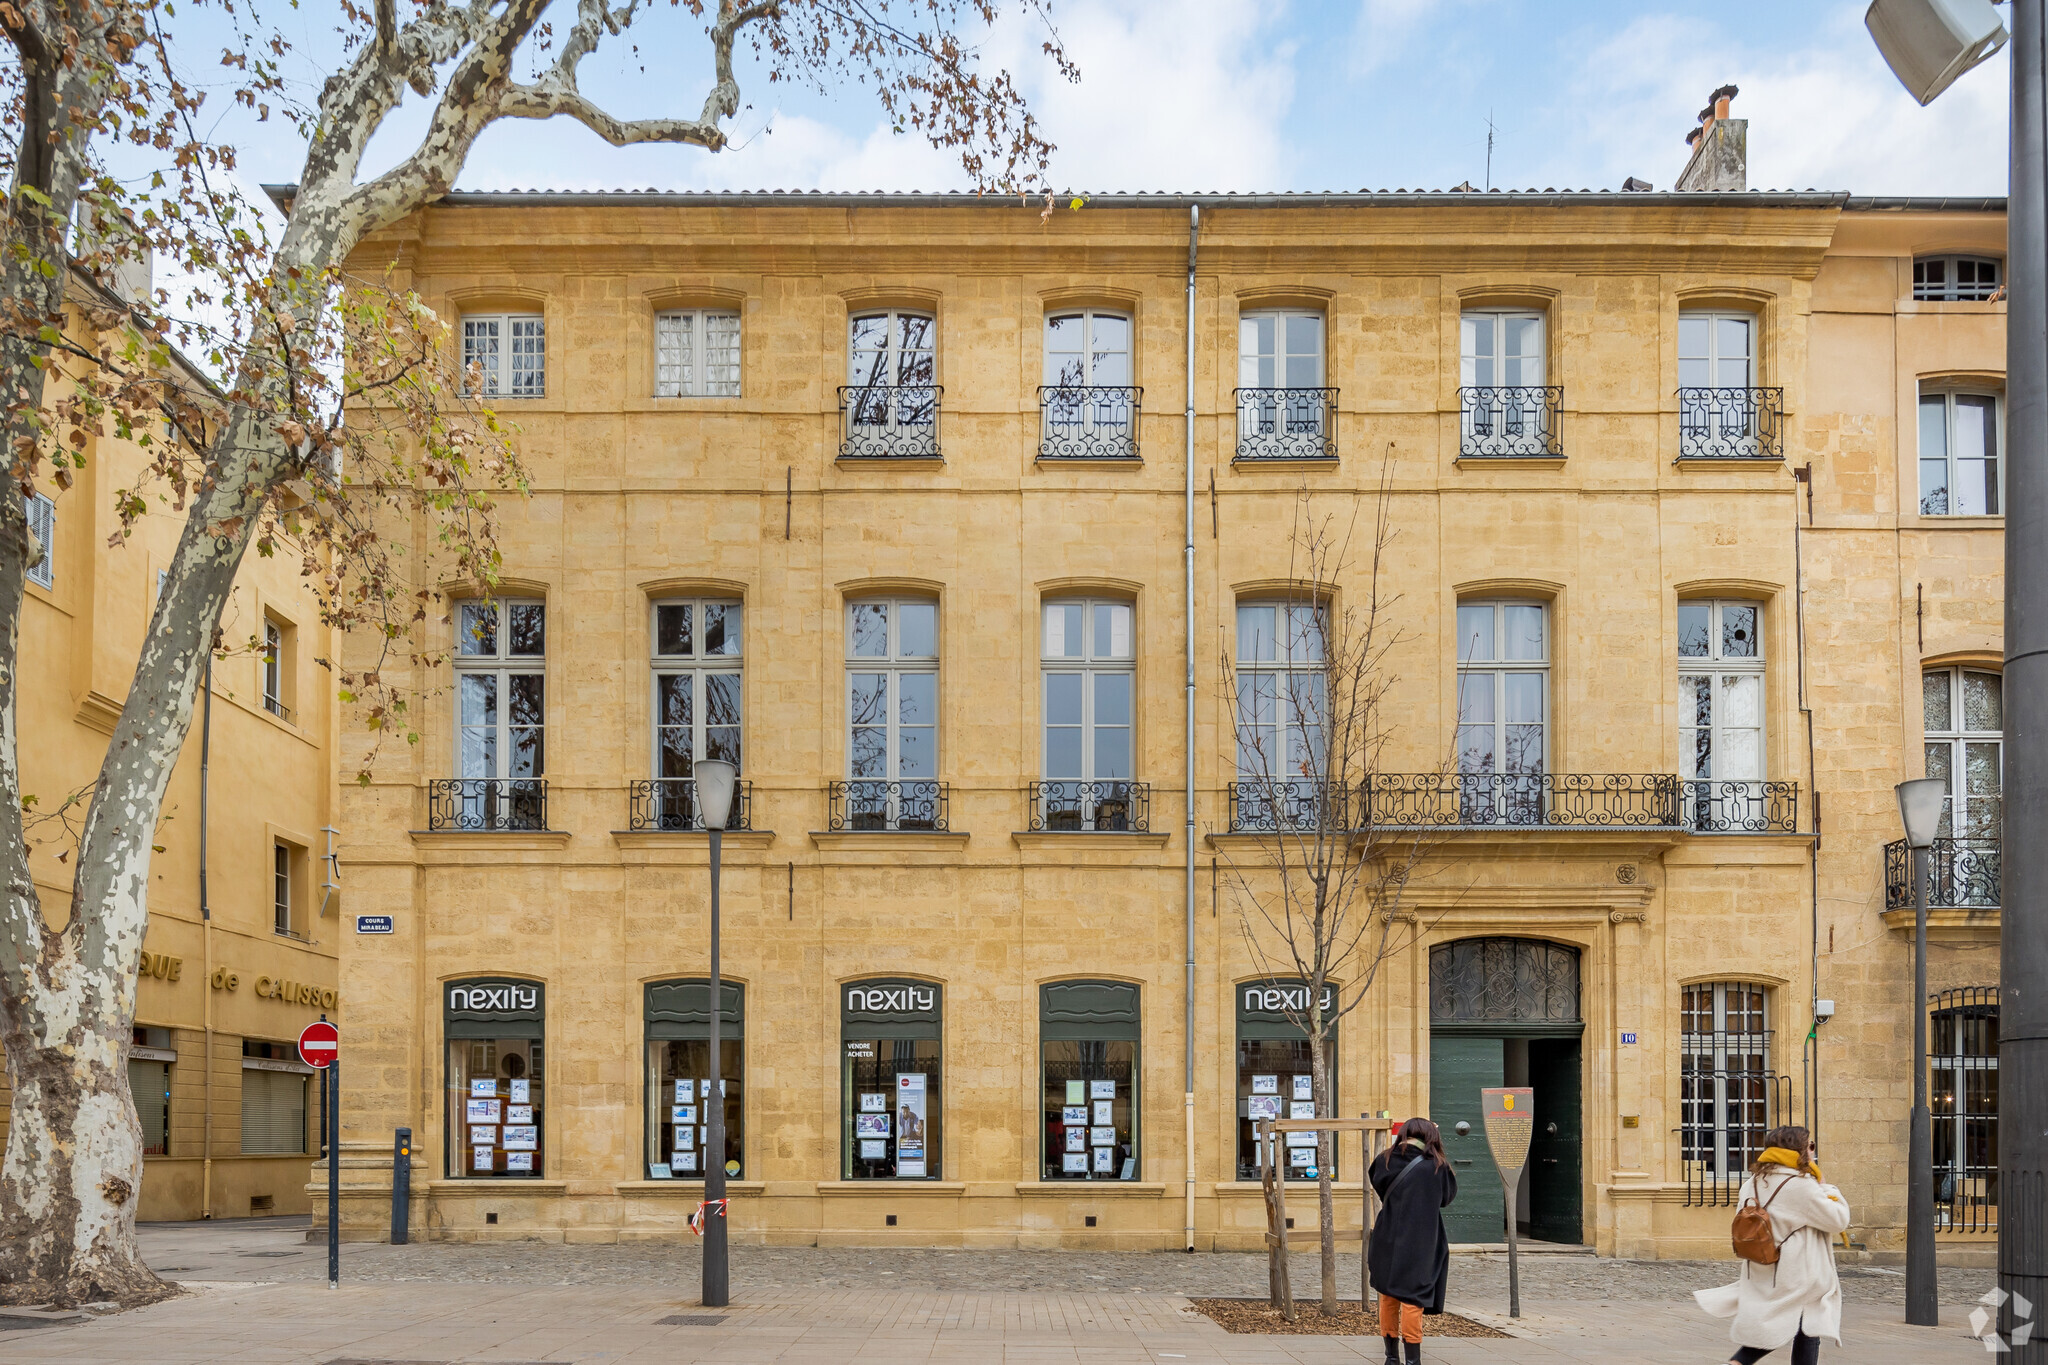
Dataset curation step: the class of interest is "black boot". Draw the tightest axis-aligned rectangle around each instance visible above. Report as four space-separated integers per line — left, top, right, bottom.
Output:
1403 1340 1422 1365
1382 1336 1399 1364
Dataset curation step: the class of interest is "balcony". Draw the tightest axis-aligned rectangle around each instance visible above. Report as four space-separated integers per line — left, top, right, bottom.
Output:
1233 387 1337 461
428 778 547 831
828 779 950 832
628 778 754 832
1458 386 1563 458
1885 837 2001 910
1038 385 1140 460
1227 781 1357 833
1682 780 1799 833
1027 780 1151 832
1364 772 1679 828
838 384 941 460
1678 387 1784 460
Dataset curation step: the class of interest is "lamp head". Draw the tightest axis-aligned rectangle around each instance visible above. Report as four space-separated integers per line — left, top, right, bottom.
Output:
1896 775 1948 848
694 760 738 831
1865 0 2007 106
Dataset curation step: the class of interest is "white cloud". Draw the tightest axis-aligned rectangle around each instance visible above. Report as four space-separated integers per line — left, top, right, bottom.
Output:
1537 8 2007 194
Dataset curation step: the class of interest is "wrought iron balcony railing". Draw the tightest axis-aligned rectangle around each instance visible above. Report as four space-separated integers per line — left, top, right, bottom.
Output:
1233 387 1338 461
1885 836 2001 910
429 778 548 831
1458 386 1563 457
628 778 754 832
1038 385 1140 460
838 384 942 459
1365 772 1680 828
1227 781 1357 833
1678 386 1784 460
1027 780 1151 832
828 779 949 832
1682 780 1799 833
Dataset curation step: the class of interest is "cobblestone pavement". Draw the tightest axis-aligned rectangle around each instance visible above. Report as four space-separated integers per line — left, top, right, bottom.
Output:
137 1215 1996 1306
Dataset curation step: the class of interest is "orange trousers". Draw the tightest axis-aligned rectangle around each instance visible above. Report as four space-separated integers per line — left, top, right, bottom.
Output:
1378 1294 1423 1344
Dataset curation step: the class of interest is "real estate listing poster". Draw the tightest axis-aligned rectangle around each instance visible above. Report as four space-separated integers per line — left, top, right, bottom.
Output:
895 1073 928 1177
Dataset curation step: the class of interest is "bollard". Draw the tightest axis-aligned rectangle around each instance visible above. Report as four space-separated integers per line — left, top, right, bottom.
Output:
392 1127 412 1245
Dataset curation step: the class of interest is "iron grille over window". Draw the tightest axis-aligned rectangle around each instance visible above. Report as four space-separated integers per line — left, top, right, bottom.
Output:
1930 986 1998 1233
1428 939 1580 1023
1232 388 1337 460
429 778 548 831
1680 980 1784 1207
629 778 753 832
1457 386 1563 457
828 779 949 832
1039 386 1140 459
1885 836 2001 910
1029 780 1150 832
1678 387 1783 459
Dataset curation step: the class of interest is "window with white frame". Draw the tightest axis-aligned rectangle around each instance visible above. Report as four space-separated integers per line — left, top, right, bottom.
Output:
1042 311 1135 454
1919 389 2002 516
1045 311 1130 388
24 491 54 589
1925 667 2002 909
1040 599 1135 830
1454 601 1546 823
1239 312 1322 389
452 600 546 828
1680 980 1772 1183
649 599 743 829
261 617 292 720
1914 255 2001 301
655 310 740 397
1677 311 1771 457
1679 600 1765 830
274 842 295 936
1232 601 1327 829
1235 313 1329 457
1678 311 1754 389
462 313 546 398
1459 310 1550 454
844 598 939 829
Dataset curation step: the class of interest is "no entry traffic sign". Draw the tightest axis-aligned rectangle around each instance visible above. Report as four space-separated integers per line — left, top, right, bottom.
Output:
298 1020 339 1069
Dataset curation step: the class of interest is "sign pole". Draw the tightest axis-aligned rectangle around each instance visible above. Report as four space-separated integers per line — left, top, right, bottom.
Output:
1480 1087 1534 1321
328 1055 339 1289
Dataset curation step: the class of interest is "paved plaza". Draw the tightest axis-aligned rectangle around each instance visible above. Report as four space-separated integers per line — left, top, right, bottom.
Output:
0 1218 2004 1363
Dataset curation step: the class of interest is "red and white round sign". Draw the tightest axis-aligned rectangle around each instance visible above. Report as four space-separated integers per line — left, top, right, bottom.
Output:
297 1021 339 1069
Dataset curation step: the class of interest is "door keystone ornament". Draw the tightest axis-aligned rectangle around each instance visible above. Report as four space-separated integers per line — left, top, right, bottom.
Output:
1971 1287 2035 1352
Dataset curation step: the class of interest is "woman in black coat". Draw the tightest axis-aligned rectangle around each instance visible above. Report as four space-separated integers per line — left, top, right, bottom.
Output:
1367 1117 1458 1365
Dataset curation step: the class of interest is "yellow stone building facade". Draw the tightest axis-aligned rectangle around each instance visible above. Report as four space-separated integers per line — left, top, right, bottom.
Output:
2 285 342 1221
325 189 2006 1260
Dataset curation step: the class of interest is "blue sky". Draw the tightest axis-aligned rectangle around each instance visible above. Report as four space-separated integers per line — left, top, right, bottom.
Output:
173 0 2012 203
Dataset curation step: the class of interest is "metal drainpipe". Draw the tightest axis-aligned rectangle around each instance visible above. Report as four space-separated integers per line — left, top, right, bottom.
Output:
199 650 214 1218
1183 202 1200 1253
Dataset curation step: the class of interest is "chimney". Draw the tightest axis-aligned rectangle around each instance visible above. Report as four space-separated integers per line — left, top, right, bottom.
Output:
1675 84 1745 192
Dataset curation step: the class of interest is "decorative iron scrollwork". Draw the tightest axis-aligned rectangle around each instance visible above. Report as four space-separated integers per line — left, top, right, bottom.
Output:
838 384 942 459
828 779 950 832
1885 836 2001 910
1233 387 1337 461
1458 386 1563 457
1028 780 1151 831
1682 780 1799 832
628 778 753 832
1428 938 1581 1022
1678 387 1784 460
1037 385 1140 460
428 778 548 831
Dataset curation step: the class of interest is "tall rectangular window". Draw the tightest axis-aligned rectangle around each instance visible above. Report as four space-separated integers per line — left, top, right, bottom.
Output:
273 843 294 936
451 599 546 830
462 314 546 398
644 980 744 1180
1040 599 1134 830
1919 390 2001 516
261 616 294 720
1680 981 1772 1184
1040 982 1139 1181
649 599 743 829
129 1026 172 1157
240 1061 308 1156
1925 667 2003 908
1460 310 1552 456
1678 600 1765 830
655 310 741 397
1455 601 1547 823
846 311 937 437
444 979 545 1179
1931 988 1999 1232
1231 601 1327 830
844 599 939 829
841 979 942 1180
24 491 54 589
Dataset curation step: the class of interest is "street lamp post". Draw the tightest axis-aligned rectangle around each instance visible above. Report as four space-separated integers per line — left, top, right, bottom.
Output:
1868 3 2045 1349
694 759 738 1309
1897 777 1947 1327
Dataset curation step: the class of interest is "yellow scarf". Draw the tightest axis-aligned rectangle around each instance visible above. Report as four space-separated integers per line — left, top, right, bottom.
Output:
1758 1147 1824 1183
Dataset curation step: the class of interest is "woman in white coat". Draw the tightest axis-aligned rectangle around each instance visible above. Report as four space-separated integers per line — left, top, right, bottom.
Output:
1694 1126 1851 1364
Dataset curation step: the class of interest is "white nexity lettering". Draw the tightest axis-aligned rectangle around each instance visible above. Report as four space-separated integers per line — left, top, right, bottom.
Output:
1243 985 1335 1014
449 984 538 1013
846 985 935 1014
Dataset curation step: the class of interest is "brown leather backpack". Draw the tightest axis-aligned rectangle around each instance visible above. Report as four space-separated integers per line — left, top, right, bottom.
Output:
1731 1172 1796 1264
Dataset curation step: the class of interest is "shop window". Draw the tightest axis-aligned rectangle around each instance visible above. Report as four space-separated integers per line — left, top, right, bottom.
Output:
240 1063 309 1155
1235 979 1336 1181
1040 981 1138 1181
655 310 741 397
444 978 545 1178
1919 389 2002 516
841 978 942 1180
25 491 54 589
461 313 545 397
128 1025 173 1157
643 979 744 1180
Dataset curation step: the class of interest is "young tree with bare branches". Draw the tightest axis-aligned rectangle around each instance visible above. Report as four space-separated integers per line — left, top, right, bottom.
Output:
1218 477 1452 1320
0 0 1073 1305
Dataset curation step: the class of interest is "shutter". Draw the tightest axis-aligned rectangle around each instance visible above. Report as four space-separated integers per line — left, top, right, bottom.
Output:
127 1059 169 1155
241 1067 307 1154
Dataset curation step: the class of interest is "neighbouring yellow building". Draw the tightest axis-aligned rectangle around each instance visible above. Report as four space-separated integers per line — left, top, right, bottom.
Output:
1 272 343 1222
296 136 2006 1260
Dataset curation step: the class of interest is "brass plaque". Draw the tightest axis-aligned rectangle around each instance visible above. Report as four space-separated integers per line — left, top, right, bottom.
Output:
1480 1087 1535 1182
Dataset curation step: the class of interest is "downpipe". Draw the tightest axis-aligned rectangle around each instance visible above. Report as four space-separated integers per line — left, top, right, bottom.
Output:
1184 201 1200 1253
